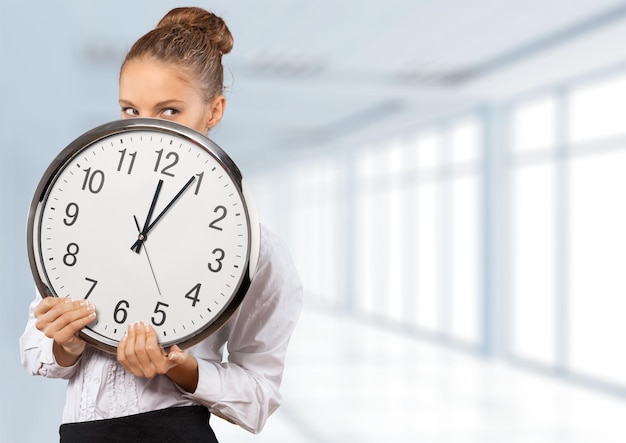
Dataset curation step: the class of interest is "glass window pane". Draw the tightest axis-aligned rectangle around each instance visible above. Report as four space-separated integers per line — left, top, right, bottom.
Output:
354 190 377 314
315 198 341 305
569 73 626 144
386 139 413 176
415 182 441 332
387 186 405 322
450 175 481 345
510 164 556 365
288 160 341 306
357 146 390 178
248 174 282 233
416 131 442 170
511 95 557 153
356 147 376 178
569 149 626 385
292 203 315 289
450 117 481 164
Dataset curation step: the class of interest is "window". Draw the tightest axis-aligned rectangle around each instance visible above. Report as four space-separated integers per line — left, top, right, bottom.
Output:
448 118 482 345
350 116 484 347
507 71 626 390
569 149 626 385
511 95 557 153
569 74 626 144
251 159 343 308
508 94 559 366
291 161 342 307
510 163 557 365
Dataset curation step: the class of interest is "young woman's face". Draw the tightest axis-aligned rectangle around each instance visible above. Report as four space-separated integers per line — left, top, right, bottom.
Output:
119 58 223 134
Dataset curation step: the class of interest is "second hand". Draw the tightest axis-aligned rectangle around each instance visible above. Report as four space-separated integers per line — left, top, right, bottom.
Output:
133 215 162 296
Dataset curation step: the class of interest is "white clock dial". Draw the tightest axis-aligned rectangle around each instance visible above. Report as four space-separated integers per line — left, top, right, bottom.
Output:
28 119 259 353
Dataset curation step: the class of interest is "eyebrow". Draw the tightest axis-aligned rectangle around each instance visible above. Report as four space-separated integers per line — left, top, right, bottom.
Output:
118 99 185 108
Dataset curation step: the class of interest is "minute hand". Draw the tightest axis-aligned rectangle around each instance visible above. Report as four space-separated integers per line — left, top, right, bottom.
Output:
130 176 196 253
132 179 163 254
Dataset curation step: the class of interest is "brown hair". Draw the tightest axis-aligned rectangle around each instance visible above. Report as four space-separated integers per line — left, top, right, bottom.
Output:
121 7 233 102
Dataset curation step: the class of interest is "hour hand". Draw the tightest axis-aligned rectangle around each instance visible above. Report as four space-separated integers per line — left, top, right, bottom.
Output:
131 179 163 253
131 176 195 252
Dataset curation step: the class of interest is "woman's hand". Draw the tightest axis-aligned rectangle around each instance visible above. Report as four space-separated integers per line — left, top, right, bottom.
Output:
117 322 199 392
34 297 96 366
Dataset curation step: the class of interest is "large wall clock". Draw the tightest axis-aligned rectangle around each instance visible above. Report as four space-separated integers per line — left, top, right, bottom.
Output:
27 118 260 354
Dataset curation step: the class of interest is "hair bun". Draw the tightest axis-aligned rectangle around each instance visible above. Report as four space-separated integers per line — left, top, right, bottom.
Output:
157 7 233 55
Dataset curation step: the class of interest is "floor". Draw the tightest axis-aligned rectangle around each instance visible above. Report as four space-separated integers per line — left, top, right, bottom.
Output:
211 308 626 442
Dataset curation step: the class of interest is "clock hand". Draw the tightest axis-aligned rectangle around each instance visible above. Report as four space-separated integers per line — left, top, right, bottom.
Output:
133 215 162 296
131 176 196 253
145 175 196 233
131 179 163 253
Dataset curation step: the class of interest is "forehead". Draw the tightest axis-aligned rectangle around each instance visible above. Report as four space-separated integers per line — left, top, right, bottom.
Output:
119 58 199 102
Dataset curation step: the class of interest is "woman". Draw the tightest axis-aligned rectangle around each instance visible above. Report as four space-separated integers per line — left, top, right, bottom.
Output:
20 6 303 442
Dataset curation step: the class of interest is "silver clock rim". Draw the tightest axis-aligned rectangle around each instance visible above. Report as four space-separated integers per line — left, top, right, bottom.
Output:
26 118 261 354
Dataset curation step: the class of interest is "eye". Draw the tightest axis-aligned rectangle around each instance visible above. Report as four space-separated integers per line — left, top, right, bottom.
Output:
122 107 139 116
161 108 180 117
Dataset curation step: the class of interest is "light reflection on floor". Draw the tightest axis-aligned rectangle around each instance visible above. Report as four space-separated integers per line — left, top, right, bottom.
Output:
211 307 626 442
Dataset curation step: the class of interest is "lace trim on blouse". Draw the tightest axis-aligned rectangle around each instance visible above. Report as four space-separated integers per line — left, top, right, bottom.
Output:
78 348 139 420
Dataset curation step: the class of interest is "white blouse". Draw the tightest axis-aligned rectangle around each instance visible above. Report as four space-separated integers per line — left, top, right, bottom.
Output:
20 226 303 434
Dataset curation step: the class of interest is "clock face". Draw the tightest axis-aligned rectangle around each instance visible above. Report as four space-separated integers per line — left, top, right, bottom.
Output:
27 119 259 353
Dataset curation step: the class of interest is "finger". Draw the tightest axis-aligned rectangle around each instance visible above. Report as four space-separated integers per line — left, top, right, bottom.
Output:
143 326 170 372
42 303 95 336
167 345 187 365
119 323 142 376
52 309 97 344
36 299 91 323
36 300 96 338
133 323 160 377
143 325 164 359
34 297 71 317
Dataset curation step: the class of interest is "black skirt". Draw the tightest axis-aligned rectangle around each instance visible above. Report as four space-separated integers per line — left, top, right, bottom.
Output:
59 405 218 443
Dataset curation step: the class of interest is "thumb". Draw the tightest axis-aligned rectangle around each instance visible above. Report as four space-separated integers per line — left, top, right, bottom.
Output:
167 345 186 364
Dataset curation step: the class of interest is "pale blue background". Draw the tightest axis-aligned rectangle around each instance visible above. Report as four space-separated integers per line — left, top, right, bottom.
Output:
5 1 626 441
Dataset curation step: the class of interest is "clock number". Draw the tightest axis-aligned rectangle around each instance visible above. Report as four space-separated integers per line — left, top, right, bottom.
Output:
209 206 227 231
63 202 79 226
63 243 79 266
114 300 130 324
117 149 137 175
81 168 105 193
208 248 225 273
185 283 201 307
194 172 204 195
154 149 179 177
84 277 98 299
151 301 169 327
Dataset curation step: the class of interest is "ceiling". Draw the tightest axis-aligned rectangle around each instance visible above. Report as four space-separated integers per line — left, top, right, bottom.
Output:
5 0 626 172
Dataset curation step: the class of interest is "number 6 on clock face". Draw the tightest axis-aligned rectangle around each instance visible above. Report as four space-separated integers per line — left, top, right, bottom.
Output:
27 118 261 353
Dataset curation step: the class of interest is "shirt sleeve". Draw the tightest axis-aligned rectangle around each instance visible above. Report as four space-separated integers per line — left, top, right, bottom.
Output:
183 226 304 433
19 292 81 380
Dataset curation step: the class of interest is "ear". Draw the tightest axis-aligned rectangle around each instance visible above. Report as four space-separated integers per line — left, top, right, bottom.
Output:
205 95 226 131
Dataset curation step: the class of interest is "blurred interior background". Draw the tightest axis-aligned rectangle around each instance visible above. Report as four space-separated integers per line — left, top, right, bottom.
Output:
5 0 626 441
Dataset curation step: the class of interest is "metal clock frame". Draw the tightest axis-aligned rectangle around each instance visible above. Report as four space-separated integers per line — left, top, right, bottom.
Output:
27 118 260 353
